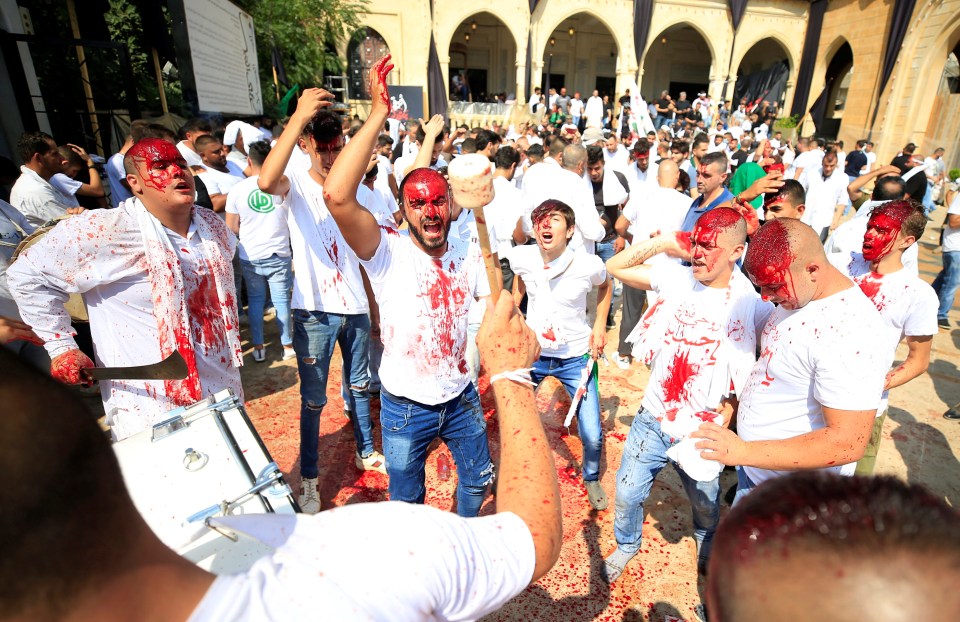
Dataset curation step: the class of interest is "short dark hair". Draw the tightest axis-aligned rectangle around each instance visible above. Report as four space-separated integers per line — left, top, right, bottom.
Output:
903 142 916 154
873 176 905 201
764 179 805 207
586 145 604 165
547 137 567 159
526 144 544 162
677 169 691 192
143 123 176 141
0 350 141 619
180 117 212 139
692 134 709 148
129 119 151 143
475 129 501 152
193 134 221 151
495 146 520 170
306 111 342 144
376 134 394 148
416 122 448 144
459 138 477 154
709 472 960 622
701 151 728 172
247 140 271 167
531 199 575 230
631 139 650 157
17 131 56 163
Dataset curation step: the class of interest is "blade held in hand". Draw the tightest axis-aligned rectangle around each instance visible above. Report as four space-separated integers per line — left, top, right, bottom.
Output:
85 350 189 381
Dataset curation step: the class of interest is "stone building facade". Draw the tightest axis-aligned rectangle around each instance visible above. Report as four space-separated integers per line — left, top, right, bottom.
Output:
347 0 960 169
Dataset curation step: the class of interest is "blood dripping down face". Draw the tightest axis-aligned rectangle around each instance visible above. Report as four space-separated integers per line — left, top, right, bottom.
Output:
862 200 915 263
125 138 194 203
690 207 743 281
402 168 451 254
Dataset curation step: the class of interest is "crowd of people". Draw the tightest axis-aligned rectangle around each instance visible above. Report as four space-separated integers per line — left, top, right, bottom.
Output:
1 51 958 620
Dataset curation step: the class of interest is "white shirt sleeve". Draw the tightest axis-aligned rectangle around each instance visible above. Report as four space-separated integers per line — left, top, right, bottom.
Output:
903 285 940 337
357 229 395 281
573 183 606 243
50 173 82 196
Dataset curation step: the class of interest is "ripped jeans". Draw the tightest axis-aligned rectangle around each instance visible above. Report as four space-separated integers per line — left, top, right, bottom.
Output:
293 309 374 479
380 384 494 517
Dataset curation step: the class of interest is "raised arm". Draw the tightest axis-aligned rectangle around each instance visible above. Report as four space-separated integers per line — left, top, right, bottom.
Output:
846 164 900 203
407 114 445 175
477 292 560 583
605 231 690 290
259 88 334 196
323 56 394 261
66 145 105 198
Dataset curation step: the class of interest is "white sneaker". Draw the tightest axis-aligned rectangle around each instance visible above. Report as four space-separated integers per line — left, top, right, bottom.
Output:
299 477 320 514
356 451 387 475
252 347 266 363
282 346 296 361
614 354 631 370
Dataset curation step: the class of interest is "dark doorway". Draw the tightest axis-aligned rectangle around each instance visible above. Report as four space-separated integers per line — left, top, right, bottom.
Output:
595 76 616 98
670 81 709 99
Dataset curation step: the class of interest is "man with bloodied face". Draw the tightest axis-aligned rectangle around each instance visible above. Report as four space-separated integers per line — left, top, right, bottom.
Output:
259 90 388 515
323 57 494 518
691 218 889 501
7 138 244 440
602 208 772 584
826 200 938 474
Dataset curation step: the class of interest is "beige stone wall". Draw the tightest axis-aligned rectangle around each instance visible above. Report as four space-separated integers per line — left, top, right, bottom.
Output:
345 0 959 170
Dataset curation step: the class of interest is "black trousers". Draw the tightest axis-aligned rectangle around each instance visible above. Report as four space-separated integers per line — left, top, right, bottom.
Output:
617 284 647 357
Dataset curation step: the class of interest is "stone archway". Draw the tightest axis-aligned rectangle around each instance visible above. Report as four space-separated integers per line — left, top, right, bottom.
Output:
537 12 622 100
821 41 854 139
347 28 390 101
447 12 518 102
642 24 714 100
733 37 792 107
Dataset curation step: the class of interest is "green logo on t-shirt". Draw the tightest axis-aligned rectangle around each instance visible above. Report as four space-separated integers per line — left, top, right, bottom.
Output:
247 190 274 213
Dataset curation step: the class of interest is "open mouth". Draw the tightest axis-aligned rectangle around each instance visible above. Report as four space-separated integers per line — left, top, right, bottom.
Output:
173 181 192 192
422 220 442 236
540 231 554 244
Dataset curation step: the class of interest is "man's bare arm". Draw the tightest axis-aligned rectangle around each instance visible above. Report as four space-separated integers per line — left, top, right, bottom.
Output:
478 293 560 583
259 88 335 196
692 406 876 469
323 56 394 261
846 164 900 203
884 335 932 391
605 231 690 290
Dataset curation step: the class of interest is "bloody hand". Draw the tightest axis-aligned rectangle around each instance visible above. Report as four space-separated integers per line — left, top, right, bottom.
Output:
369 55 395 115
50 349 95 386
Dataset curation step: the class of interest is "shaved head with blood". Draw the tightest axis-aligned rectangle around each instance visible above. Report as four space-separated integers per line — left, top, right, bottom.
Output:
689 207 747 285
123 138 194 208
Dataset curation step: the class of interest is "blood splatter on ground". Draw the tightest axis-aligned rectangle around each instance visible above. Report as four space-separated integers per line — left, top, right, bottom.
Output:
239 312 729 621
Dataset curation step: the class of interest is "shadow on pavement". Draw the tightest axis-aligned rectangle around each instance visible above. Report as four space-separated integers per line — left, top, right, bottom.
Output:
886 406 959 508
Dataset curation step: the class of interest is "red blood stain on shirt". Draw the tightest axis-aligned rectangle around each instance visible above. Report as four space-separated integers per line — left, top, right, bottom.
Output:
856 273 884 310
662 349 697 404
542 327 557 341
694 410 719 423
421 260 468 364
187 264 227 349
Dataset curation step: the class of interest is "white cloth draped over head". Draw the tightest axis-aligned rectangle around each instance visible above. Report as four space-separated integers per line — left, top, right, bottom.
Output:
128 198 243 400
627 268 761 410
223 121 266 151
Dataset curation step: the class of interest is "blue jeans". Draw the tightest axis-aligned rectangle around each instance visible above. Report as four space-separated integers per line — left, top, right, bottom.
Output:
240 254 293 347
380 384 494 517
293 309 374 479
613 408 721 563
923 182 936 215
595 241 616 324
732 467 757 505
933 250 960 320
532 354 603 480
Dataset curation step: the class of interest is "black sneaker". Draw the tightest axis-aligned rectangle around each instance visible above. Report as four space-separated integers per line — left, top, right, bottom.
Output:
944 404 960 421
939 318 952 330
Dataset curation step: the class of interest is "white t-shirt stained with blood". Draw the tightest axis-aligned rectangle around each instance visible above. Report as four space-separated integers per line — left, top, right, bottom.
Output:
360 232 490 405
828 251 939 412
284 167 370 314
737 286 889 484
505 245 606 358
7 204 242 439
640 263 771 427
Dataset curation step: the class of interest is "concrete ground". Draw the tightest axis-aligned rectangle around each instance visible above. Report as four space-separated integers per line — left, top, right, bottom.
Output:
85 200 957 621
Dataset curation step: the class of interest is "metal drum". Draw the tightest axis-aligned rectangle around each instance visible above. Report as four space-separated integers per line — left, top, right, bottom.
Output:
113 389 299 573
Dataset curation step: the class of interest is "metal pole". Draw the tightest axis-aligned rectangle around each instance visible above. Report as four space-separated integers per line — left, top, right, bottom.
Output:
66 0 103 155
152 48 169 115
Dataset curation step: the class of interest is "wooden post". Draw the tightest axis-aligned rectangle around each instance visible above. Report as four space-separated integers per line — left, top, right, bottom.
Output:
66 0 103 155
447 154 502 296
152 48 169 115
